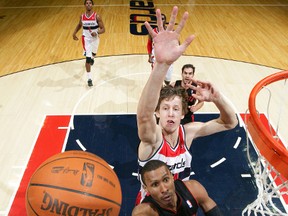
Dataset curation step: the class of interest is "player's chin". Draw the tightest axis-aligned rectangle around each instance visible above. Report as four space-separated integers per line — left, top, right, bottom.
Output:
160 194 173 205
164 123 178 132
185 80 191 84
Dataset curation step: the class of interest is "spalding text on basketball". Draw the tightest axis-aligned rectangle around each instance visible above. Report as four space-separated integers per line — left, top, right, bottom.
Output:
41 191 113 216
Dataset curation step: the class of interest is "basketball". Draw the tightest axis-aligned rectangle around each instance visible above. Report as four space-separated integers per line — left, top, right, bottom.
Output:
25 150 122 216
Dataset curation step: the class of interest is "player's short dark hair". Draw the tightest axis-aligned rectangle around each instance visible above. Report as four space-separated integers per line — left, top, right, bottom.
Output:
84 0 94 5
141 160 169 185
182 64 195 74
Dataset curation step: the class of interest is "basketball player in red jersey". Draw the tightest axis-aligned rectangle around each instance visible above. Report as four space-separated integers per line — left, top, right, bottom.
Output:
72 0 105 87
136 6 238 204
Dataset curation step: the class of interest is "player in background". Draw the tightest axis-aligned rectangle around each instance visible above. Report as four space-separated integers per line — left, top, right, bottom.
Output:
170 64 204 124
72 0 105 87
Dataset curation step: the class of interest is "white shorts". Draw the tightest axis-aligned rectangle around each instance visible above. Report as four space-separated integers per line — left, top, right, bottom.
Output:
82 35 99 58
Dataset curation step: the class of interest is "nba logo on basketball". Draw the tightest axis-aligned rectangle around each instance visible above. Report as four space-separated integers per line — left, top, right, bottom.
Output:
81 162 95 187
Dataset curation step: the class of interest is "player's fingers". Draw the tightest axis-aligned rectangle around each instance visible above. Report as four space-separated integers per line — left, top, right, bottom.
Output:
167 6 178 31
197 80 211 87
190 78 197 83
175 11 189 34
192 93 202 101
144 21 156 37
186 83 197 91
180 35 195 50
156 9 165 32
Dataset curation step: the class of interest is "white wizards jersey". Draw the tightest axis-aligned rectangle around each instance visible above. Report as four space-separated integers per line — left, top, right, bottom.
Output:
81 12 99 38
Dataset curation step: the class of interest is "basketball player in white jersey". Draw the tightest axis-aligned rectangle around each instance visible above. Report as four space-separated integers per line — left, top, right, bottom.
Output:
136 6 238 204
72 0 105 87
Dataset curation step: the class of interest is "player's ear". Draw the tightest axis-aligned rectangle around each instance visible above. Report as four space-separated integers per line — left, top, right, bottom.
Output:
155 111 160 118
143 184 148 192
141 176 148 191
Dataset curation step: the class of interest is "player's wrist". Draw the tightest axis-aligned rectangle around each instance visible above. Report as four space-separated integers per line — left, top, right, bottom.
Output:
153 62 171 73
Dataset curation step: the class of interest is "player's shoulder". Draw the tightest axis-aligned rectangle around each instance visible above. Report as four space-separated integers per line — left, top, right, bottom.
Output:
95 12 102 18
132 203 159 216
183 179 208 199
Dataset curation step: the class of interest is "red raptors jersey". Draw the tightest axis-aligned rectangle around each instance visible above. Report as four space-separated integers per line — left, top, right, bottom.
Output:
81 12 99 38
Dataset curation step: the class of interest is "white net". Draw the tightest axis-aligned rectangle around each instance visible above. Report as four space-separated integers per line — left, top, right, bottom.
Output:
242 153 288 216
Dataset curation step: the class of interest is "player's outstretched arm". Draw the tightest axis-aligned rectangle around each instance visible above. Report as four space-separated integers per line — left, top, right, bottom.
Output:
186 80 238 138
137 6 195 151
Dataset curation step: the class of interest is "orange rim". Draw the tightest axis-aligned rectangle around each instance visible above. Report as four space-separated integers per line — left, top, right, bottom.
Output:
248 70 288 179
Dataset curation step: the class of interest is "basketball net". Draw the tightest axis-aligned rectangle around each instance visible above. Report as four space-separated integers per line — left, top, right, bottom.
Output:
242 145 288 216
242 71 288 216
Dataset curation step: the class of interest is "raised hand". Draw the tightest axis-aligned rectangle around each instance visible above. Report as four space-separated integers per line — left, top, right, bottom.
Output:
187 80 221 102
144 6 195 65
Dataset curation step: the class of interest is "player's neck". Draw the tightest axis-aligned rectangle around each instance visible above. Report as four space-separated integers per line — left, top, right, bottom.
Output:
181 81 189 89
163 132 178 148
160 192 178 211
86 10 93 17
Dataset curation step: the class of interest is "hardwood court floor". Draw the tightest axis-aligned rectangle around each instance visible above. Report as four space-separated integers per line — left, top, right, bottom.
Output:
0 0 288 76
0 0 288 215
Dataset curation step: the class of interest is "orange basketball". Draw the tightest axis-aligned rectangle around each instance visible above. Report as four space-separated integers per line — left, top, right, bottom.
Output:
25 150 122 216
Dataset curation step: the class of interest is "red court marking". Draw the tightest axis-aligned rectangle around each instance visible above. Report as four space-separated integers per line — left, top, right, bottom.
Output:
240 113 288 204
8 115 71 216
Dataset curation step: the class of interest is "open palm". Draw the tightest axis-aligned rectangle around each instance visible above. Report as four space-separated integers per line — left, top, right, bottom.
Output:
145 6 195 65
